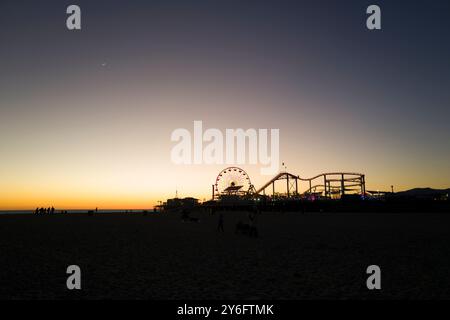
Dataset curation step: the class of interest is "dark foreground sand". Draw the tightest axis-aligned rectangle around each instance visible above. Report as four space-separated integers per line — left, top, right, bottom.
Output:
1 211 450 299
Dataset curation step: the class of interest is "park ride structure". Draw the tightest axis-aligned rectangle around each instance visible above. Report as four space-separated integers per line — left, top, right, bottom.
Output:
212 167 366 201
212 167 256 201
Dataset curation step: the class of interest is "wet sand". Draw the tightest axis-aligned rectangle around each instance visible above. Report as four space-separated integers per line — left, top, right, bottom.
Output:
1 211 449 299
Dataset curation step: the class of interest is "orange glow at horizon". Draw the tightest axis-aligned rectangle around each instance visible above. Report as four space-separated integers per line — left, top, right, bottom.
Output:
1 159 449 210
1 62 449 210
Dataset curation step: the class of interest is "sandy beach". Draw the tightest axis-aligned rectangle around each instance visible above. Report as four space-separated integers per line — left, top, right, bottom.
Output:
1 211 450 299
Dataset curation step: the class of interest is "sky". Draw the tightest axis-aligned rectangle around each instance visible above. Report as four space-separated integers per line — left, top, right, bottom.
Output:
0 0 449 209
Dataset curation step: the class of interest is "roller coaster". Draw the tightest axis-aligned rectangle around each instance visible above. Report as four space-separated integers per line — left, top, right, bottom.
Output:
212 167 365 200
256 171 365 199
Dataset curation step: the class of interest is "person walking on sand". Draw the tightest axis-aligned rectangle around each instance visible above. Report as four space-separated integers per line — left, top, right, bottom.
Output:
249 206 260 238
217 213 224 232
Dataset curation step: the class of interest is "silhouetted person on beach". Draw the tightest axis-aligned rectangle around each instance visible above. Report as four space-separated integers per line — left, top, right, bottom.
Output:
51 207 55 214
217 213 224 232
96 207 98 213
181 208 190 221
249 213 258 238
300 199 305 214
248 206 259 237
35 207 39 215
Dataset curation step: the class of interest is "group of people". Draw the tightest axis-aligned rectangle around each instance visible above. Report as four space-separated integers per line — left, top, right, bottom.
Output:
34 207 68 214
34 207 55 215
178 205 260 237
218 206 260 237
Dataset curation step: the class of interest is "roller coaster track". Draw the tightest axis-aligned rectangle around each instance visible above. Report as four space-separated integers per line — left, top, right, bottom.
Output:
255 172 366 198
255 172 299 195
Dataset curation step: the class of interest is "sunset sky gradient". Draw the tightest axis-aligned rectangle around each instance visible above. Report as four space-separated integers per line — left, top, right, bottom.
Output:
1 0 449 209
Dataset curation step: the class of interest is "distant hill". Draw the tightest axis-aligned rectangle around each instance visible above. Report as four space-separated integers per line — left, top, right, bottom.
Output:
395 188 450 197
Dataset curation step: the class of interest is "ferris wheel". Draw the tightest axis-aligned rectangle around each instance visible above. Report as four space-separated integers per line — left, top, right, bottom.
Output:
215 167 253 195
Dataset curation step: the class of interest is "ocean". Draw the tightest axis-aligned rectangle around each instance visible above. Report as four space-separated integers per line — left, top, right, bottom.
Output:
0 209 153 215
